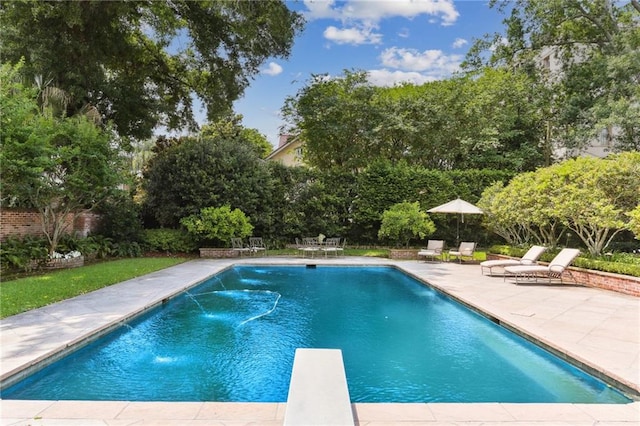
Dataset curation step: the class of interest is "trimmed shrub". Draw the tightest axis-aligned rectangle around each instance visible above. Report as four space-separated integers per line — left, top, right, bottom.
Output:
142 229 198 253
180 205 253 247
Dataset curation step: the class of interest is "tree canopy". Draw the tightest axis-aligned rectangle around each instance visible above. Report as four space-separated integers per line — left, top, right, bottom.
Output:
283 69 545 172
464 0 640 155
1 62 122 255
478 152 640 255
142 132 271 230
0 1 304 139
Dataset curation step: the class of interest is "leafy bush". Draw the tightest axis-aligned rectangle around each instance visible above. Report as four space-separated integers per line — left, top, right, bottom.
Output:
0 236 48 272
57 234 116 259
180 205 253 247
378 201 436 247
628 205 640 239
488 245 530 258
97 191 144 244
84 235 116 259
142 228 198 253
573 257 640 277
112 241 143 258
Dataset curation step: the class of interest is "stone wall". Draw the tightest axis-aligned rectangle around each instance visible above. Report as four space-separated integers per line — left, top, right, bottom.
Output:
388 249 419 260
199 248 238 258
0 209 101 241
44 256 85 270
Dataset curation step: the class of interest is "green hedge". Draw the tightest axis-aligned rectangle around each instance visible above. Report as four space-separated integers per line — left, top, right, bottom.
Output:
142 228 198 253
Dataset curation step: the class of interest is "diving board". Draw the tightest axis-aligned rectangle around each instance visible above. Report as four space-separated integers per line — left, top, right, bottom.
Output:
284 348 354 426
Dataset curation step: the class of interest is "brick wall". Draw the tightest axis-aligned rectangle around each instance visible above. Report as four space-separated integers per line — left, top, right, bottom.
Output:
570 267 640 297
0 209 101 241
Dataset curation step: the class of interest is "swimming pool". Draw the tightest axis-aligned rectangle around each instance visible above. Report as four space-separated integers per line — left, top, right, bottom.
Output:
1 265 631 403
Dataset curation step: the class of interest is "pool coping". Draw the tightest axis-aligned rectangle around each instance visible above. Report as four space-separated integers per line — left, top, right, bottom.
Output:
1 256 639 424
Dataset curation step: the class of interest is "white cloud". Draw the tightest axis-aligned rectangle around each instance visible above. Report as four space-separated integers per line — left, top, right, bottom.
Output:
367 69 437 87
379 47 462 76
323 25 382 45
452 37 468 48
490 36 509 52
261 62 283 76
398 27 410 38
306 0 459 46
302 0 341 20
304 0 459 26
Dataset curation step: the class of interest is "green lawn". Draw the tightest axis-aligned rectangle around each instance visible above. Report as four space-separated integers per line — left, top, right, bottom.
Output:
0 257 188 319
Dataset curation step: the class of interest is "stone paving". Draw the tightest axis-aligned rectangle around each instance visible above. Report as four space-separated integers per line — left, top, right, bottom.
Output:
1 256 639 425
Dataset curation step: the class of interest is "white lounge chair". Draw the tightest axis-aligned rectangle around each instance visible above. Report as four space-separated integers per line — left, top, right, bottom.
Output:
417 240 444 262
448 242 476 263
480 245 547 276
504 248 580 284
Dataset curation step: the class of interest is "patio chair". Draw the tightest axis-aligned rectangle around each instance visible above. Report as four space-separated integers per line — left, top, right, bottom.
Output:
503 248 580 284
299 237 320 258
321 237 340 257
248 237 267 256
448 242 476 263
336 238 346 256
294 238 306 257
231 238 252 257
480 245 547 276
417 240 444 262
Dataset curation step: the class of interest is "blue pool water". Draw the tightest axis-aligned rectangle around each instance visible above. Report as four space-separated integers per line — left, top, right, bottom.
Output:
2 266 631 403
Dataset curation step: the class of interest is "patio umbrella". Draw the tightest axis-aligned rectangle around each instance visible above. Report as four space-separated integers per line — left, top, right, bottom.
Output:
427 198 483 244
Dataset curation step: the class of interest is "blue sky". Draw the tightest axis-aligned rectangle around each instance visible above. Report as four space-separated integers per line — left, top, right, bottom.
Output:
230 0 510 148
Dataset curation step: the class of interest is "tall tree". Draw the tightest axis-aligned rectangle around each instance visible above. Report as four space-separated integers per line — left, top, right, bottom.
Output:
284 69 544 172
378 70 544 171
0 1 304 139
464 0 640 155
479 152 640 254
200 114 273 158
1 62 122 255
282 70 383 172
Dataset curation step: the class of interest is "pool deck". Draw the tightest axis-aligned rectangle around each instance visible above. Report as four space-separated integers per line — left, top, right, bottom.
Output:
1 256 639 425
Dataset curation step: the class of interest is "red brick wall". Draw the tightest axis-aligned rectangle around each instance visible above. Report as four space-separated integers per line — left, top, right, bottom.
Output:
570 268 640 297
0 209 101 241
